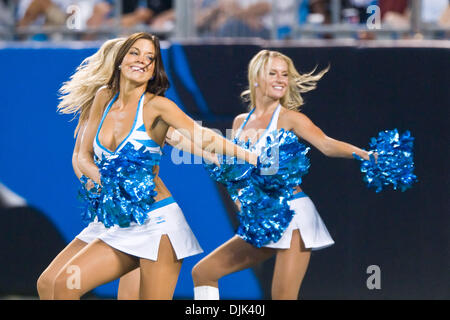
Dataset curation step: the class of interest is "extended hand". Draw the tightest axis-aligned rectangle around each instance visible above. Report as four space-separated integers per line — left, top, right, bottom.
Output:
368 151 378 163
249 152 258 166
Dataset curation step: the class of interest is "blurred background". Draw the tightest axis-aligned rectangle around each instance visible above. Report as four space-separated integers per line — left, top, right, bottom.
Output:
0 0 449 41
0 0 449 300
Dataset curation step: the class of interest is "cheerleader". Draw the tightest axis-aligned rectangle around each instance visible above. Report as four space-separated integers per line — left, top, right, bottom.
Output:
36 38 142 300
192 50 374 300
51 32 257 300
37 36 220 300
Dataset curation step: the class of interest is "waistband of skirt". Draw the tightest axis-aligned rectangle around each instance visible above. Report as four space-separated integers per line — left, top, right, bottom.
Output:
291 191 307 200
149 197 176 212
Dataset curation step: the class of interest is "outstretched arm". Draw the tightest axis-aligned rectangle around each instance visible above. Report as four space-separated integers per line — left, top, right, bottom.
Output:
288 111 371 160
166 127 219 165
152 97 257 165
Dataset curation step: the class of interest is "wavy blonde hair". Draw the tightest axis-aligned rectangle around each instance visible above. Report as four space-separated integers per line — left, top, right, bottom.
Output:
241 50 329 111
57 38 125 136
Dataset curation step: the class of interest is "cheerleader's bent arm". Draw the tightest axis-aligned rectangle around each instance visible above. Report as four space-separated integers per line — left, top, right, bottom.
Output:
72 122 86 181
77 89 111 186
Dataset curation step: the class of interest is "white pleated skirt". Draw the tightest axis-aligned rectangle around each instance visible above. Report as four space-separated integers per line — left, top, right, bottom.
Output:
76 197 203 261
263 192 335 250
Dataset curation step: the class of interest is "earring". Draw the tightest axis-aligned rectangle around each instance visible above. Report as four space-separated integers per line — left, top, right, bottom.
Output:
254 82 258 87
118 65 121 70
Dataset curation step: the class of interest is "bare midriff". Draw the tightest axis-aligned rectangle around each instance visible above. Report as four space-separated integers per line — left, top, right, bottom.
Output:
151 165 173 202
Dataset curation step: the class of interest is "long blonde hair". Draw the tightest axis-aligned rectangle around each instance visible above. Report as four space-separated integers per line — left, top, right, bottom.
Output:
57 38 125 136
241 50 329 111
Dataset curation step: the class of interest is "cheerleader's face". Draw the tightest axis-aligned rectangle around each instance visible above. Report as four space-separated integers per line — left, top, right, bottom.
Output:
120 39 156 84
257 57 289 101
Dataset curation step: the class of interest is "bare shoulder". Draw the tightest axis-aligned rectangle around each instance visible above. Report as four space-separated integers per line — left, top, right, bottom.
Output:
280 107 309 120
92 86 113 113
279 107 311 129
96 86 112 100
96 85 109 95
232 113 249 131
145 94 177 110
94 86 113 106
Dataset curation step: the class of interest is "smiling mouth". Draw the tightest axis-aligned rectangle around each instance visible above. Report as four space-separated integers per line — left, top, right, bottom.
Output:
130 66 145 73
273 86 284 90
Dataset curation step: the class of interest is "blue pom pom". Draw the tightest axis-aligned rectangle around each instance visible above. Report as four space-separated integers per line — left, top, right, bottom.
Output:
353 129 418 193
203 137 256 197
78 142 161 228
77 175 101 224
255 129 310 192
203 129 310 247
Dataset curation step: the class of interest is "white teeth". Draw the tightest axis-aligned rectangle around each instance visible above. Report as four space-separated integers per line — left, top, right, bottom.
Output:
131 66 144 72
